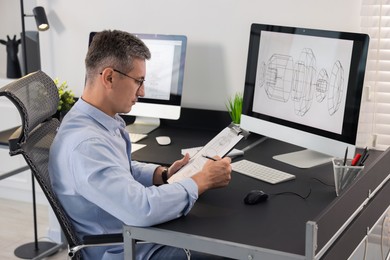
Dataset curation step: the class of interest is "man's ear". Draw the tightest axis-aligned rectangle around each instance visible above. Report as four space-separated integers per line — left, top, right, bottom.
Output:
100 68 114 87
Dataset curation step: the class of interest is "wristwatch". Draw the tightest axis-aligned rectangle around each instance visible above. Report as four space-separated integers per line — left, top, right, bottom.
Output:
161 167 169 184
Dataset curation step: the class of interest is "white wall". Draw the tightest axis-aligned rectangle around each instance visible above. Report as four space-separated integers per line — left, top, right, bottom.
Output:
0 0 37 79
35 0 363 111
0 0 20 79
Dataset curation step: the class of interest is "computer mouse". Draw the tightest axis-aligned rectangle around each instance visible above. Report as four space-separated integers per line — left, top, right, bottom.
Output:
156 136 171 146
244 190 269 205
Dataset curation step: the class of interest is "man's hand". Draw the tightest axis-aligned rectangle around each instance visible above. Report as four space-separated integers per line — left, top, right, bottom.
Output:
168 153 190 178
191 156 232 195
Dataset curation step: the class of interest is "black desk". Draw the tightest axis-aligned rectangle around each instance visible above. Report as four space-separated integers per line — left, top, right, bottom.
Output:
123 110 390 259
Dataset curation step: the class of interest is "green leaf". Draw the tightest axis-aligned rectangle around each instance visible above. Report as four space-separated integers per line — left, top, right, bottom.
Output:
54 78 75 112
226 92 243 124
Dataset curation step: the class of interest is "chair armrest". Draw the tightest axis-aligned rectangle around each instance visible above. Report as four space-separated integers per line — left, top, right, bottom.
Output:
82 233 123 245
69 233 123 258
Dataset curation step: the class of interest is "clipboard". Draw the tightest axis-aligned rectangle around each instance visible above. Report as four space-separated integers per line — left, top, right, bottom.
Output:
168 123 247 183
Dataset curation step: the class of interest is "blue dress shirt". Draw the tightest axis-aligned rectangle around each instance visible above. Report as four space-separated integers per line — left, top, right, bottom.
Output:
48 99 198 259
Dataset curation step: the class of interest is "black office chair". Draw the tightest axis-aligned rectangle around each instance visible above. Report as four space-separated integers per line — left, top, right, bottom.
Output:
0 71 123 259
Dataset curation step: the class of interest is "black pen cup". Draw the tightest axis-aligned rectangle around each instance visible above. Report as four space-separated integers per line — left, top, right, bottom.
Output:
332 158 364 196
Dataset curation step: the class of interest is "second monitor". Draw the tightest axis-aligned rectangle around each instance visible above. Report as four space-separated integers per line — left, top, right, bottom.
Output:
125 33 187 134
89 32 187 134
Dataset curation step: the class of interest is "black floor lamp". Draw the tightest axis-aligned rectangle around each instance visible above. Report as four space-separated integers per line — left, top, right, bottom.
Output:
20 0 49 76
14 1 62 259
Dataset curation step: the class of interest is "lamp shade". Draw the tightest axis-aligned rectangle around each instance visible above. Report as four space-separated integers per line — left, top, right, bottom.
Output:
32 6 49 31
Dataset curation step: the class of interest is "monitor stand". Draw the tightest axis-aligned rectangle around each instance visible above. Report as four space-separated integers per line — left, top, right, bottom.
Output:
125 116 160 134
273 149 332 168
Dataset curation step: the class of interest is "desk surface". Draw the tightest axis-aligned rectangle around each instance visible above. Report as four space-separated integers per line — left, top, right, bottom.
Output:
127 123 388 259
134 128 335 256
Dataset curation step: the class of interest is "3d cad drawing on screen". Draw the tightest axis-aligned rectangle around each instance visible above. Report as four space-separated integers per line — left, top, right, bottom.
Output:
258 48 345 117
254 30 353 135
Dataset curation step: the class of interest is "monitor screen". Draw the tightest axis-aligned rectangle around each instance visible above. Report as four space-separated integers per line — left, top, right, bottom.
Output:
240 23 369 168
89 32 187 134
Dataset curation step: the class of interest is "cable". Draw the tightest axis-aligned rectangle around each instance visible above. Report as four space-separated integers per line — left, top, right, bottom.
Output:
311 177 335 187
270 188 312 200
268 176 335 201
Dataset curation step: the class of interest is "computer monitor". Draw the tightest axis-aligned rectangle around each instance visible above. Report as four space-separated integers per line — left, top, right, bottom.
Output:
88 32 187 134
240 23 369 168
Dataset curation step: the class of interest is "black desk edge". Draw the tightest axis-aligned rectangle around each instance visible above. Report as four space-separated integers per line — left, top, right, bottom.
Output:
314 148 390 259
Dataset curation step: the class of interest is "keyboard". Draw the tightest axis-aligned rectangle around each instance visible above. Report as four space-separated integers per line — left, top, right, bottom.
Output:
128 133 147 143
231 159 295 184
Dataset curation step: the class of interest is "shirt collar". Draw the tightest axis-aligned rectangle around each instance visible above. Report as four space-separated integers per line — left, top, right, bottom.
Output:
74 98 126 133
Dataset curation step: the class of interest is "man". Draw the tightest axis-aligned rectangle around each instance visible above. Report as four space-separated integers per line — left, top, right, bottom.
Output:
49 30 232 259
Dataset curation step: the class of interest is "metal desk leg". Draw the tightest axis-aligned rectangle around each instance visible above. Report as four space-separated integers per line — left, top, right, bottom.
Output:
124 227 136 260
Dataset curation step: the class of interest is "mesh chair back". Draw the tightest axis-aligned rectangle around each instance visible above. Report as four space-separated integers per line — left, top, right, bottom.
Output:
0 71 59 146
0 71 82 259
20 119 82 259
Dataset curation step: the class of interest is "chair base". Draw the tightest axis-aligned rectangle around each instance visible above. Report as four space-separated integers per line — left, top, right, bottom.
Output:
14 241 60 259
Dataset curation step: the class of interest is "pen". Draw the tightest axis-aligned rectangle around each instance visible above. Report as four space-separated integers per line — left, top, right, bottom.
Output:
359 153 370 166
356 147 368 166
343 147 348 166
202 155 218 161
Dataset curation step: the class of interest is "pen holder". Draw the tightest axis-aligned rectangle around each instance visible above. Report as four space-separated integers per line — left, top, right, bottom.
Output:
332 158 364 196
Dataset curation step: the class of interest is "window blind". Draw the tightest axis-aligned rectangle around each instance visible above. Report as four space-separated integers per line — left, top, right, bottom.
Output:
358 0 390 150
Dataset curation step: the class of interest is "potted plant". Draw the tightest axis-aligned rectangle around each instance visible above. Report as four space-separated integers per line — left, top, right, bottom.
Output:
54 78 75 120
226 92 243 125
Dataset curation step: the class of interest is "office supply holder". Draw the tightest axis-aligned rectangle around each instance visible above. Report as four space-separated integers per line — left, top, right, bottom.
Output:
332 158 364 196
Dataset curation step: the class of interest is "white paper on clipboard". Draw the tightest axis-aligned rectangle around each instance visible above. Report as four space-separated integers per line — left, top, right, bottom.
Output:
168 125 244 183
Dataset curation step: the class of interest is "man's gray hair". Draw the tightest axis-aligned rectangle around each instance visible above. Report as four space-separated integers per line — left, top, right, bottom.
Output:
85 30 151 80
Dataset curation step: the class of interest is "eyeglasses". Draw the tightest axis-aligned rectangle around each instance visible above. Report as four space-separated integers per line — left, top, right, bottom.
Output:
112 69 145 88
